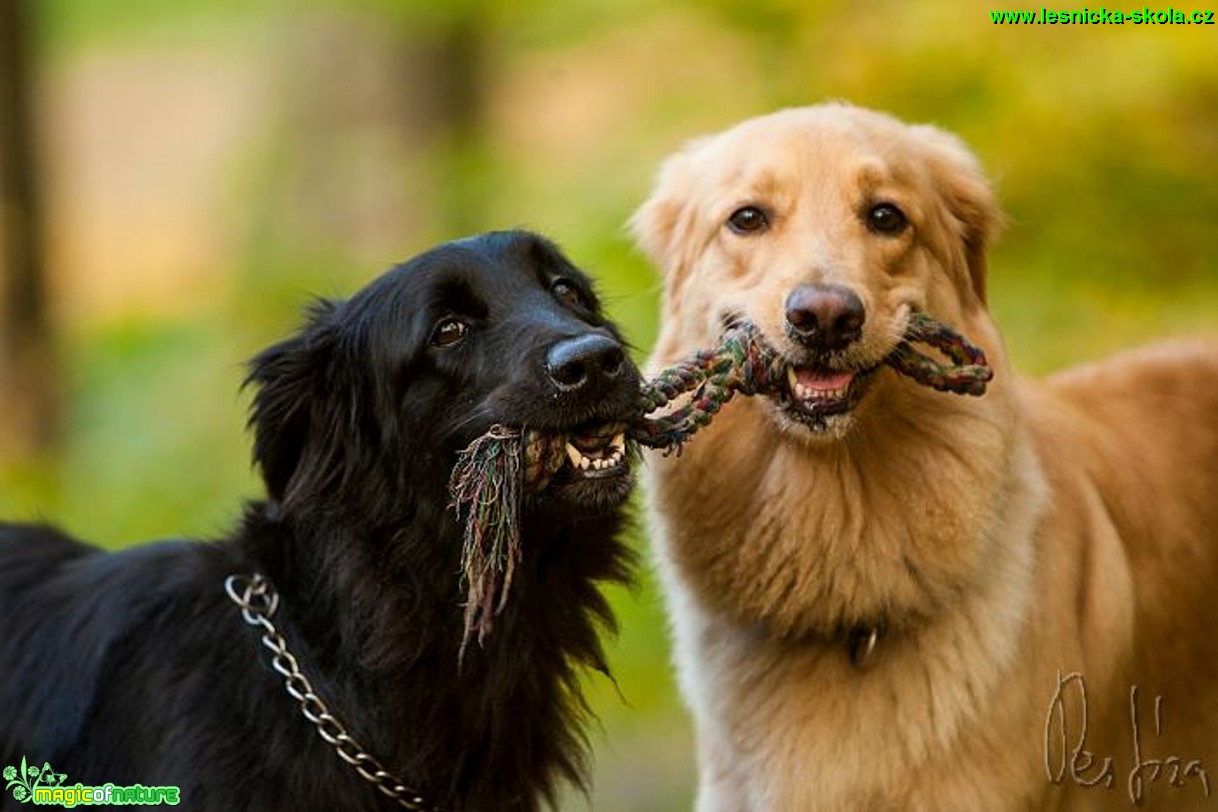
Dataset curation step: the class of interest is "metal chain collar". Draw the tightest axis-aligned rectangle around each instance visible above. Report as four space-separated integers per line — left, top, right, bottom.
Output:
224 573 442 812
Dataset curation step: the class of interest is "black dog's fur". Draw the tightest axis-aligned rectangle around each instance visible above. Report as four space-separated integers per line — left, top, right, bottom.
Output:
0 231 640 811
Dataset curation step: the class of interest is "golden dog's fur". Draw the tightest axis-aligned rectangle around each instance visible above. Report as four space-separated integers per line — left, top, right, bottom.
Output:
632 104 1218 811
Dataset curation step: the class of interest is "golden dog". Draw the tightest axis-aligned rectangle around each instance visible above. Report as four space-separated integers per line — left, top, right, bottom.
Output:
632 104 1218 811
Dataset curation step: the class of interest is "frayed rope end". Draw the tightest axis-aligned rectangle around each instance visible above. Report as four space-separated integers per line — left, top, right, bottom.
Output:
448 424 525 663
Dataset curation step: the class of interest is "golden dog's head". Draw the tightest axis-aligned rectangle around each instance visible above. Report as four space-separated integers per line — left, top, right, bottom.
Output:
632 103 1004 440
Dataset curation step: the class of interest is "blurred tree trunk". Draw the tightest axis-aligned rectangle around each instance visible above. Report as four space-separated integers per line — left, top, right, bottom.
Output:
0 0 58 458
400 10 488 234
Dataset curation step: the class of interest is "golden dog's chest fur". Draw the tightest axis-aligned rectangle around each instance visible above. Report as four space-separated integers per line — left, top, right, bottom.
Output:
634 104 1218 811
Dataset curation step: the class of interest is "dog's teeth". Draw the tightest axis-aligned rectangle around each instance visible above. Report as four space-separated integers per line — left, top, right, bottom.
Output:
566 436 630 473
791 381 851 403
787 367 798 391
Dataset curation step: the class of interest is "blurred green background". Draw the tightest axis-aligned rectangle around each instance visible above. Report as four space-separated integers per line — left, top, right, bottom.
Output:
0 2 1214 809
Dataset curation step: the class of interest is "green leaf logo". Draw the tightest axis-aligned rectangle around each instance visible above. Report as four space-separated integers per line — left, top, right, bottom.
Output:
4 756 67 804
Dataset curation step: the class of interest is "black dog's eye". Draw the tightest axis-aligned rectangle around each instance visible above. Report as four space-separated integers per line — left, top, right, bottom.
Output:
867 203 908 236
430 317 468 348
727 206 769 235
551 279 585 309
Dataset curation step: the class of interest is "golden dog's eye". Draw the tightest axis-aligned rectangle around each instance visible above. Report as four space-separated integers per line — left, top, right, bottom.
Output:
551 279 585 308
727 206 769 235
431 317 468 348
867 203 908 236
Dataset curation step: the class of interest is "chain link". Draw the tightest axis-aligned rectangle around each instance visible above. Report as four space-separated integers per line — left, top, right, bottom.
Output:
224 573 442 812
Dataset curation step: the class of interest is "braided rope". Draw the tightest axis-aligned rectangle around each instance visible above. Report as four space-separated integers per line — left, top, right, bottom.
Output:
631 311 993 451
888 312 993 396
629 321 786 452
448 312 992 651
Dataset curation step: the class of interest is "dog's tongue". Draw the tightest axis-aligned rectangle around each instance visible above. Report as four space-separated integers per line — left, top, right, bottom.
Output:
794 368 854 391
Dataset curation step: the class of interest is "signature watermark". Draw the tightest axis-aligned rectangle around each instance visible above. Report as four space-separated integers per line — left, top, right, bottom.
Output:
3 757 179 807
1044 671 1212 806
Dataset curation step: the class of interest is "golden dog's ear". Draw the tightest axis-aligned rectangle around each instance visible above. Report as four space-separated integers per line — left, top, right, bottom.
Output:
629 139 707 277
912 125 1005 305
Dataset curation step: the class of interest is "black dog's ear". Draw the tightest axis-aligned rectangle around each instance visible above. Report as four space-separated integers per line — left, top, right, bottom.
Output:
245 300 361 510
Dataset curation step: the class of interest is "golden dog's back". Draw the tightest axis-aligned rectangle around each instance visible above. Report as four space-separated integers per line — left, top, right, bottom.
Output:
1026 337 1218 805
1035 337 1218 589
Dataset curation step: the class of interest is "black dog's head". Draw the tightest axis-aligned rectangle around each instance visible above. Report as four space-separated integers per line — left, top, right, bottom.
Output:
246 230 641 522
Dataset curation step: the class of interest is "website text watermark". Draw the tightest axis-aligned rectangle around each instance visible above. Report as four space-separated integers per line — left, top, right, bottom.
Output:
991 7 1215 23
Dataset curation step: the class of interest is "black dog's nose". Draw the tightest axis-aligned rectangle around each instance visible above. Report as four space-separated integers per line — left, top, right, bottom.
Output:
785 284 866 351
546 334 626 391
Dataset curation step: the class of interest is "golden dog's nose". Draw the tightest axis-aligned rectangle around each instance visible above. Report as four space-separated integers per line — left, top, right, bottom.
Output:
785 284 866 351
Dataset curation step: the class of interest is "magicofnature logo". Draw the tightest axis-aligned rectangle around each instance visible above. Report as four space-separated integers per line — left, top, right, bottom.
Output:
3 756 180 806
4 757 66 803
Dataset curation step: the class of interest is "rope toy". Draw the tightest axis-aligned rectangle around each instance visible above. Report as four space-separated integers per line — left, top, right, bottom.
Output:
449 312 992 653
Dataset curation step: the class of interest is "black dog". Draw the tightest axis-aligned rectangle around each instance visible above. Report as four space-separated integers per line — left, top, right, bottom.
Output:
0 231 640 811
